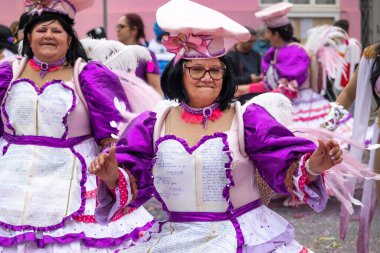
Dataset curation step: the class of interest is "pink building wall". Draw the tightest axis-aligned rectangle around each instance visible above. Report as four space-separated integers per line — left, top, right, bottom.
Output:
0 0 361 45
339 0 361 40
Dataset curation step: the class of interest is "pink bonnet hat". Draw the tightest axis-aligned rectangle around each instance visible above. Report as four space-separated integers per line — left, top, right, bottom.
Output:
156 0 250 64
255 2 293 28
24 0 94 19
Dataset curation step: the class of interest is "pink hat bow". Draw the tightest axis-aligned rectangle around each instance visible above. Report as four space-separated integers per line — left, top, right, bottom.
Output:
25 0 56 15
24 0 94 19
162 33 211 64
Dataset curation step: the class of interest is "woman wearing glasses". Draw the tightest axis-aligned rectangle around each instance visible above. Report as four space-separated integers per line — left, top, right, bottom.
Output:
90 1 343 252
116 13 163 95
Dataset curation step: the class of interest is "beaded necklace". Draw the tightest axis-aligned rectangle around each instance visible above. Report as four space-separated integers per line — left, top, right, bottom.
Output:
29 56 66 78
180 102 222 129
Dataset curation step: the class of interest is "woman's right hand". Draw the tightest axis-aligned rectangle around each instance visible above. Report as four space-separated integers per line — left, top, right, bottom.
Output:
89 146 119 189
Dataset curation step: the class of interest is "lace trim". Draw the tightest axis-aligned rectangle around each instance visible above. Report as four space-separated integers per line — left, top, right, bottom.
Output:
284 160 299 194
256 170 273 205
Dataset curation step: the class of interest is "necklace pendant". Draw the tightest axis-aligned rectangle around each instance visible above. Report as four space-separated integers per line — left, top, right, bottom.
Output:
180 102 221 129
40 70 48 79
40 62 49 71
30 56 66 79
202 117 208 129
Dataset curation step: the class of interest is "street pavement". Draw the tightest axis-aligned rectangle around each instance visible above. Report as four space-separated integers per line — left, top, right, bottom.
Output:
269 197 380 253
144 196 380 253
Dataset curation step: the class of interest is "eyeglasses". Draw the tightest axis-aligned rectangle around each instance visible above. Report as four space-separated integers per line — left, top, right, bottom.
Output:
115 24 128 30
184 65 226 80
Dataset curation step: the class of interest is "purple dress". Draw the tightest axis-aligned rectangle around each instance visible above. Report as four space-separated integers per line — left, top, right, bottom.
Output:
96 101 329 253
0 59 154 252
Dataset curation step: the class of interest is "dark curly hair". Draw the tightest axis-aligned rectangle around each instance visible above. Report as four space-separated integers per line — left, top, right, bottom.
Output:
22 12 89 66
161 56 236 111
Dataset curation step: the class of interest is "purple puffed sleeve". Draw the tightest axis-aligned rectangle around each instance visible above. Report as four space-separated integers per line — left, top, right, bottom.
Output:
244 103 317 194
79 61 131 144
0 61 13 137
115 111 157 208
262 45 310 87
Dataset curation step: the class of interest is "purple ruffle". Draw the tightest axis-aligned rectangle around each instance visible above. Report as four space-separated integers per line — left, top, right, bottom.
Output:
151 133 234 212
232 216 244 253
0 220 155 248
154 132 225 154
220 134 235 212
0 78 37 135
0 61 13 137
153 133 234 213
1 78 76 137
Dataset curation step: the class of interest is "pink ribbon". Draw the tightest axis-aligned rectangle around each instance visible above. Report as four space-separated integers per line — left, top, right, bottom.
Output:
162 33 211 64
25 0 56 16
275 78 299 99
24 0 53 9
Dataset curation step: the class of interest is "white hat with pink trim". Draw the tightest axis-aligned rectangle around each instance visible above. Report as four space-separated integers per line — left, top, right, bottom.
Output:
255 2 293 28
156 0 250 64
24 0 94 20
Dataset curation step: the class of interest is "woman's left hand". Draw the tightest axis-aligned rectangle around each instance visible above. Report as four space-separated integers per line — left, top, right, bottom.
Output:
308 139 343 177
88 146 119 189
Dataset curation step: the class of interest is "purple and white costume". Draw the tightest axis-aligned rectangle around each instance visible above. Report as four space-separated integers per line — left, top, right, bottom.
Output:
0 58 154 252
96 101 329 253
262 44 352 135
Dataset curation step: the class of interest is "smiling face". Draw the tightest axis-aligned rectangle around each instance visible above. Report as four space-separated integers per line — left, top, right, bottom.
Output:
183 58 224 108
27 20 71 62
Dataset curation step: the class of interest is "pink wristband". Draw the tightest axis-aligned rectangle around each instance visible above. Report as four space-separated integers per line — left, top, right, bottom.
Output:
249 81 267 93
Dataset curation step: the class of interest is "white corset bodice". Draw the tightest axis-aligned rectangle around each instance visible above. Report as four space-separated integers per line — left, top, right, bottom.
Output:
1 79 91 138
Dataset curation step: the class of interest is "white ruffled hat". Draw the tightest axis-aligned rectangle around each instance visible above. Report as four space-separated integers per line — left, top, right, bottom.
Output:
255 2 293 28
156 0 250 64
24 0 94 19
